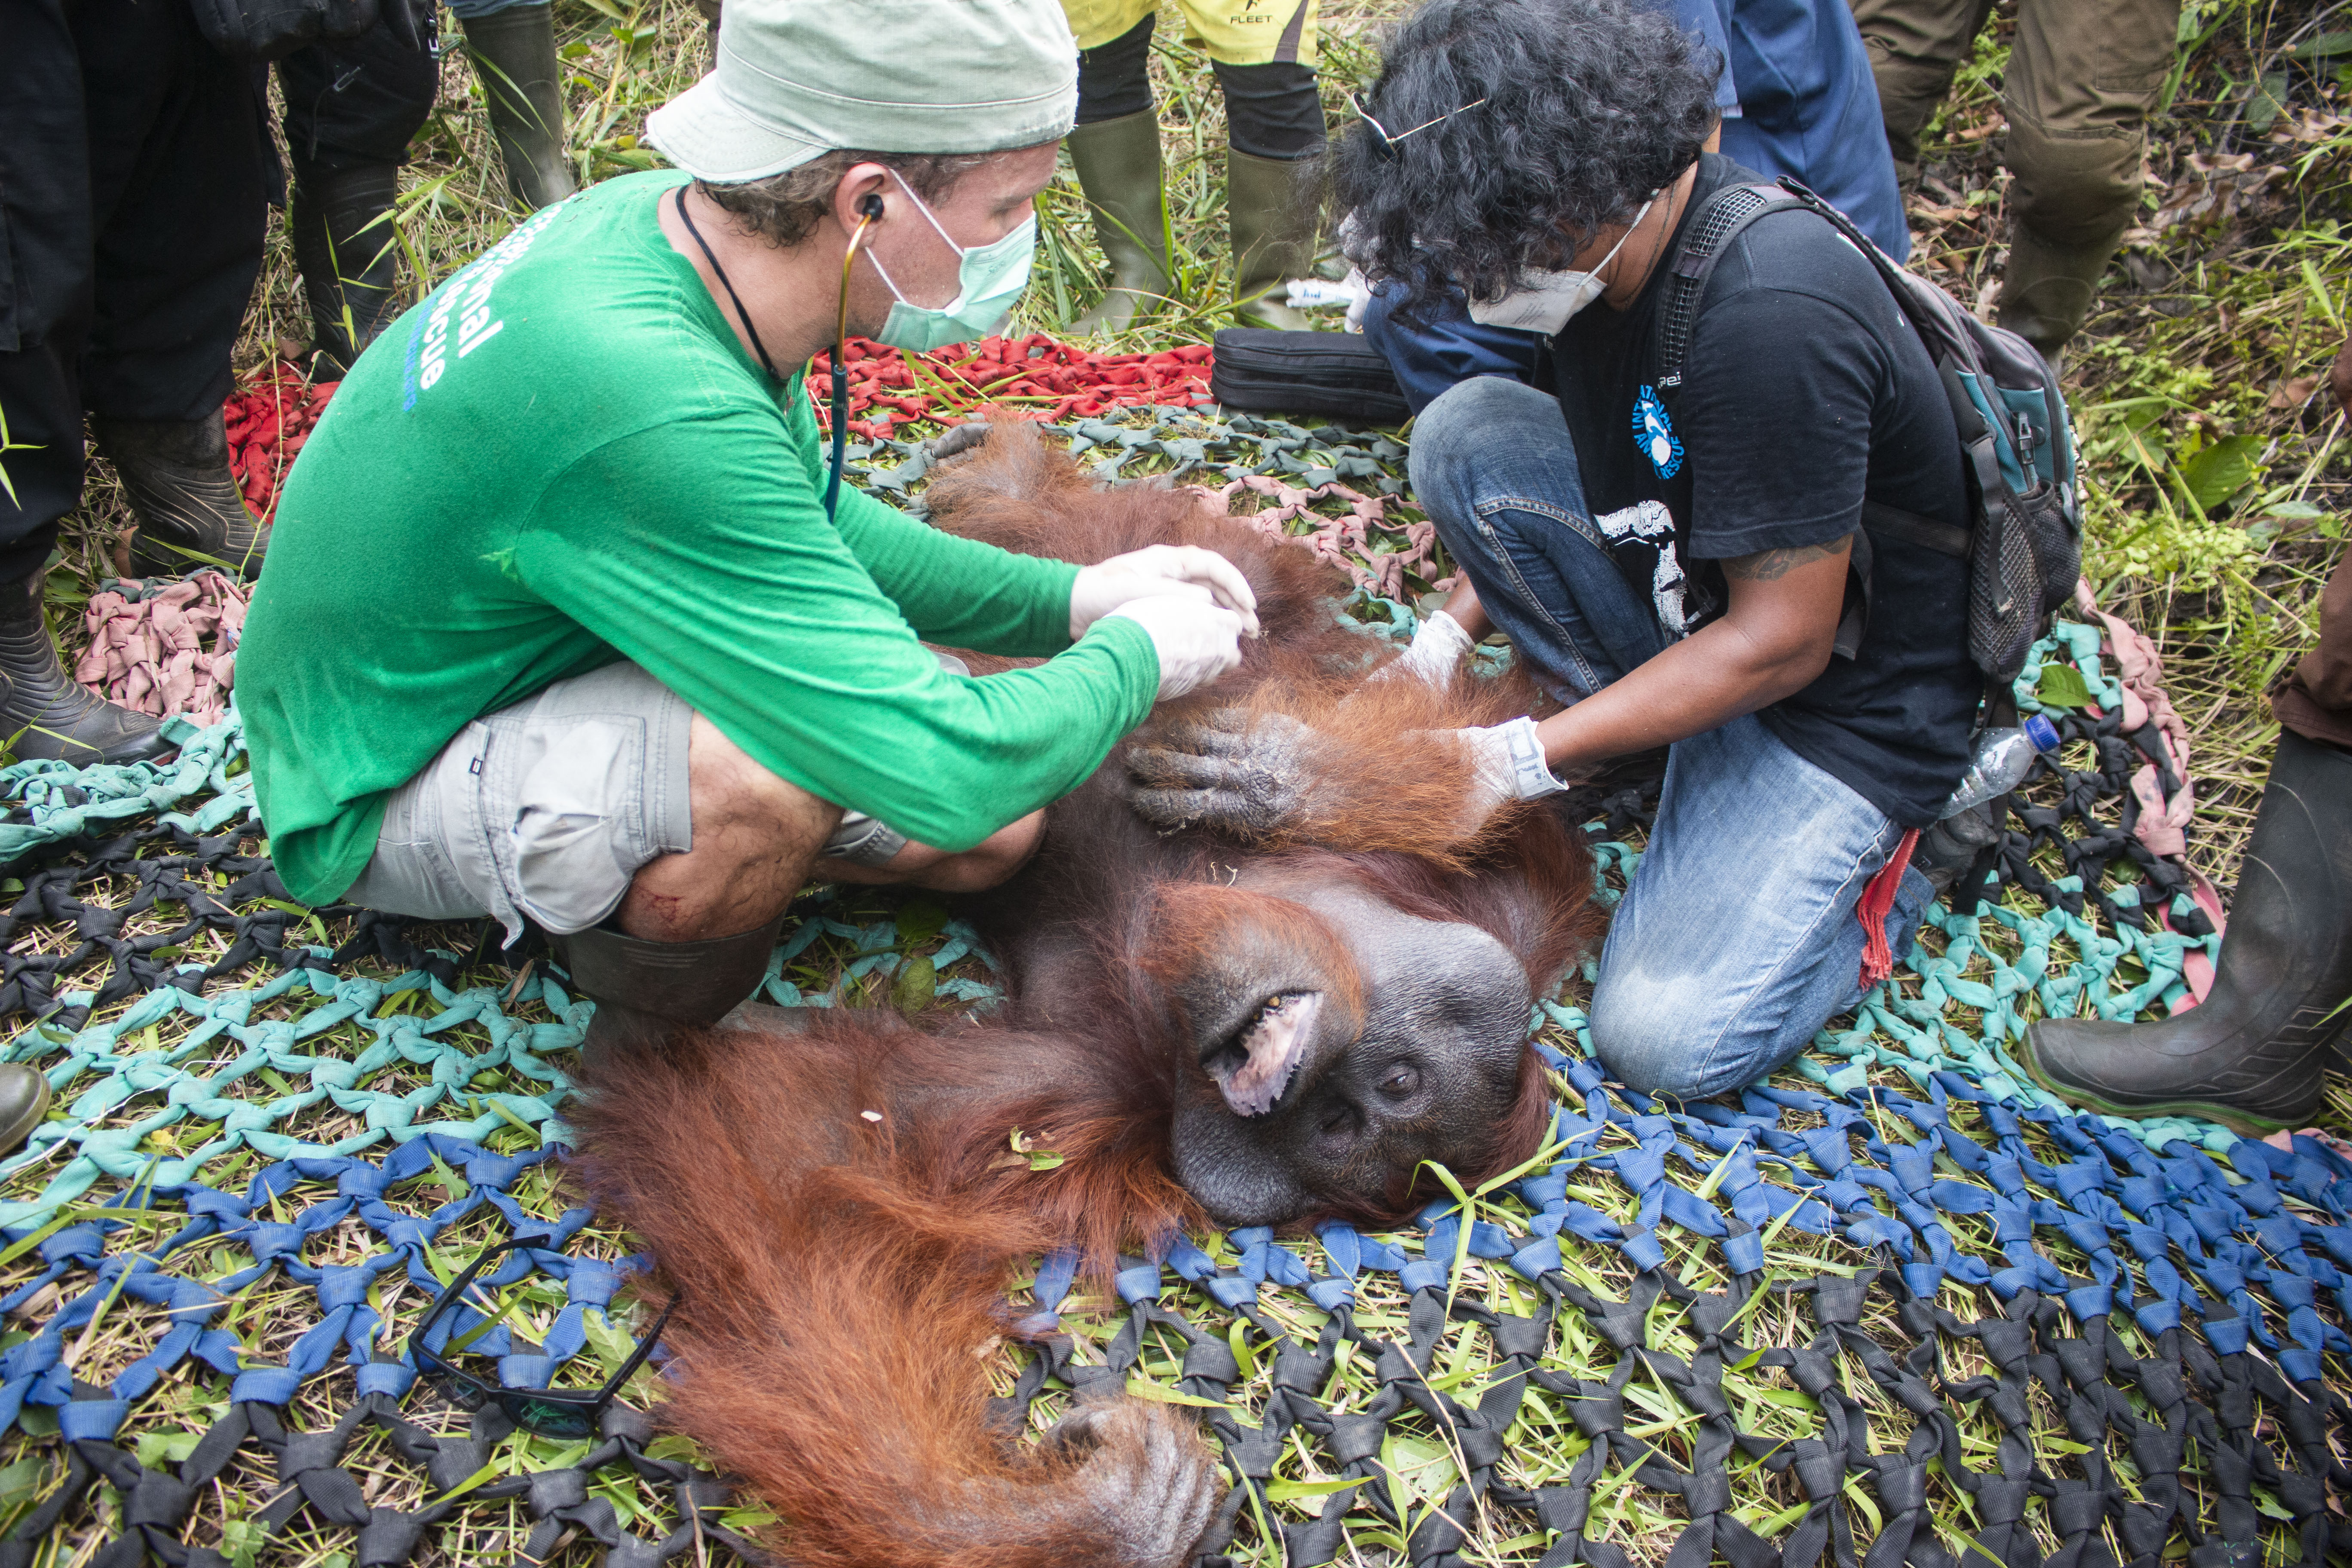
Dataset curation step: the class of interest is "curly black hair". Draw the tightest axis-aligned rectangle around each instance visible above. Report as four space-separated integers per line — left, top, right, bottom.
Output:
1329 0 1721 324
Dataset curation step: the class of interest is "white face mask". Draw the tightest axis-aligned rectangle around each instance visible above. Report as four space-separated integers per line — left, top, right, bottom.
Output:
1467 193 1659 335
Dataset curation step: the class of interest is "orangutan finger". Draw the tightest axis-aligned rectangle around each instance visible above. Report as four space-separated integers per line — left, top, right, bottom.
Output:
1126 744 1249 791
1130 786 1265 833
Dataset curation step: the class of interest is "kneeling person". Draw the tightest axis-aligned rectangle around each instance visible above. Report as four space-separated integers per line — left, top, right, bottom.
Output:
1334 0 1976 1099
238 0 1254 1052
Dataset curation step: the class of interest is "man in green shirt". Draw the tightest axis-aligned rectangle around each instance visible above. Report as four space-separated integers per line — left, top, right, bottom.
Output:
238 0 1256 1052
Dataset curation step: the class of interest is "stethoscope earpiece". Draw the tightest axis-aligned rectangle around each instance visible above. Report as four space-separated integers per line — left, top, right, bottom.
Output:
858 193 885 221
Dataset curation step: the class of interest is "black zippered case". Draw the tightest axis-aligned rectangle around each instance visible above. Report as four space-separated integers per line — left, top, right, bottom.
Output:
1208 329 1410 426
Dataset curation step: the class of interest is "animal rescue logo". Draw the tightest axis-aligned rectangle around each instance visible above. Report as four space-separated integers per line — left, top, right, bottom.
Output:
404 202 564 408
1632 384 1682 478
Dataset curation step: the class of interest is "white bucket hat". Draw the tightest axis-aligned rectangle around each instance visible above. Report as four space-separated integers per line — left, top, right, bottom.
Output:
647 0 1080 184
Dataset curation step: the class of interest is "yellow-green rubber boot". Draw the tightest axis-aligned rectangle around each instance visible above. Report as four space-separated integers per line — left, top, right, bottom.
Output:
466 3 576 211
1996 224 2117 371
1067 111 1173 335
1228 149 1318 331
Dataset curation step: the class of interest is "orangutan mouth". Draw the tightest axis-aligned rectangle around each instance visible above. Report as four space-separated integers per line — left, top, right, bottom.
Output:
1207 992 1324 1117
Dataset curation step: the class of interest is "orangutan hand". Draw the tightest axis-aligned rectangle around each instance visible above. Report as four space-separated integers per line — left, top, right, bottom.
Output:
1041 1394 1226 1566
1127 710 1344 842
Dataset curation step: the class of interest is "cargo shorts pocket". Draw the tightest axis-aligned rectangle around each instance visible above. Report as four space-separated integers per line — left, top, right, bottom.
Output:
503 715 654 935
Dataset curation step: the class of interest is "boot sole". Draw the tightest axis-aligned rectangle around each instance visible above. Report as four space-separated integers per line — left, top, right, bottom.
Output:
2016 1041 2286 1140
0 1075 51 1156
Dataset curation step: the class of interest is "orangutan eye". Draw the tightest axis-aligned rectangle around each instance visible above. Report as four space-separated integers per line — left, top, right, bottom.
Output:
1377 1064 1421 1100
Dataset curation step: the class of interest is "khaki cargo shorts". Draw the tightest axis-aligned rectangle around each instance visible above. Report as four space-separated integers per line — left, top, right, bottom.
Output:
342 662 917 943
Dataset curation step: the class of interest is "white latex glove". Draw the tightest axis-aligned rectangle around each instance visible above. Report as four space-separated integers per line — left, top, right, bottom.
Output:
1105 596 1247 700
1344 266 1372 333
1375 609 1475 686
1070 546 1260 642
1423 717 1569 815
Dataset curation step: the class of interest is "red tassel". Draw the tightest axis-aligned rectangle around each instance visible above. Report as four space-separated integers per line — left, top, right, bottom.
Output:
1856 827 1920 989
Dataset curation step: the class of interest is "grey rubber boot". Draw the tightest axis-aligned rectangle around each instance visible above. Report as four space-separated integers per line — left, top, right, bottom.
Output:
90 411 270 579
0 1065 50 1155
1067 110 1173 335
554 912 787 1059
2020 730 2352 1136
0 571 168 764
291 162 407 375
1227 149 1317 331
464 3 576 210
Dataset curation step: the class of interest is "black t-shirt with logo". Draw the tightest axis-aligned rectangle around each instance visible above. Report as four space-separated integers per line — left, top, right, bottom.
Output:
1537 154 1978 827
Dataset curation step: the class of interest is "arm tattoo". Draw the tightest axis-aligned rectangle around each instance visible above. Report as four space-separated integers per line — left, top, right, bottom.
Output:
1722 539 1852 582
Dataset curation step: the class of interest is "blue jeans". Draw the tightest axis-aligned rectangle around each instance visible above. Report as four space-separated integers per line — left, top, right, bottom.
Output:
1409 378 1930 1099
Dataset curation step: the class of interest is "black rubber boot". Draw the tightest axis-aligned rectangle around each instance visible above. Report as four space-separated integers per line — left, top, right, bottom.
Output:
291 162 407 375
464 3 576 211
0 571 169 764
554 912 786 1058
2021 730 2352 1135
91 411 270 580
0 1064 50 1155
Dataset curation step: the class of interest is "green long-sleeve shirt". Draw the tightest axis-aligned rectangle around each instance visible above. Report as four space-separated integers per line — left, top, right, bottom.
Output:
239 171 1158 907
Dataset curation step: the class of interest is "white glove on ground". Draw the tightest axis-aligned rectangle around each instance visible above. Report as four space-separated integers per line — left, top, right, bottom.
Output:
1378 609 1476 686
1106 596 1248 700
1071 546 1260 642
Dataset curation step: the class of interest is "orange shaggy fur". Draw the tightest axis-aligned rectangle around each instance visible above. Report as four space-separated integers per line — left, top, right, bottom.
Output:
565 424 1603 1568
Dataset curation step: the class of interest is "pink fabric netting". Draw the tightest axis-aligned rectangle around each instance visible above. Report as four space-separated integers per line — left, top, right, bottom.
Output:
2069 577 2226 1010
74 572 248 726
1194 476 1453 600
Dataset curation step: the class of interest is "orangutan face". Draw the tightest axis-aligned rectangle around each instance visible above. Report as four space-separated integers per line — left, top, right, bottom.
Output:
1160 874 1534 1227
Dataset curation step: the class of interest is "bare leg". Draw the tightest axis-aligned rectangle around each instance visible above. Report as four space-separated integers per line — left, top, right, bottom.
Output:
617 714 841 942
615 715 1046 941
818 812 1047 893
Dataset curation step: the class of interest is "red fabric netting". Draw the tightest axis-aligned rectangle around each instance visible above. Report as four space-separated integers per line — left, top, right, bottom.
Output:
810 335 1214 439
220 337 1216 517
222 364 340 522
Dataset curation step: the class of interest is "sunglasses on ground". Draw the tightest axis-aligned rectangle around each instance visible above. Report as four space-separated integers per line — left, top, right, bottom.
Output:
407 1238 676 1438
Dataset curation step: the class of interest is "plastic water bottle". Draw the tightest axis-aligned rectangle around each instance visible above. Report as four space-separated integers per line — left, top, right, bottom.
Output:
1285 277 1369 309
1938 714 2061 819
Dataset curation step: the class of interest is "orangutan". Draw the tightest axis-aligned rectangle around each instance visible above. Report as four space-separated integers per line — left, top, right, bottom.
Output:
564 423 1601 1568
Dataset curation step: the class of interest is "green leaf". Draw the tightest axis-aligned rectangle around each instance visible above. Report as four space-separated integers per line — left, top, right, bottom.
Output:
893 956 937 1016
2179 433 2264 513
1263 1475 1362 1502
2247 71 2291 134
896 894 951 947
2035 662 2095 710
2288 31 2352 58
1124 1378 1230 1409
0 1457 48 1507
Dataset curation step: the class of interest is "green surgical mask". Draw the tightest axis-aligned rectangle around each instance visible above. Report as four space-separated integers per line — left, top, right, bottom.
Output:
865 171 1037 352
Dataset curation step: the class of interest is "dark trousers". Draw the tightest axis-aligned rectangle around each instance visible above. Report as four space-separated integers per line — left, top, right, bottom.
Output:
279 22 441 182
0 0 273 583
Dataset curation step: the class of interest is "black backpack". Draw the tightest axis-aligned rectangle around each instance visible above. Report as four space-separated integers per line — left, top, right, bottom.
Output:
1648 176 2082 683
